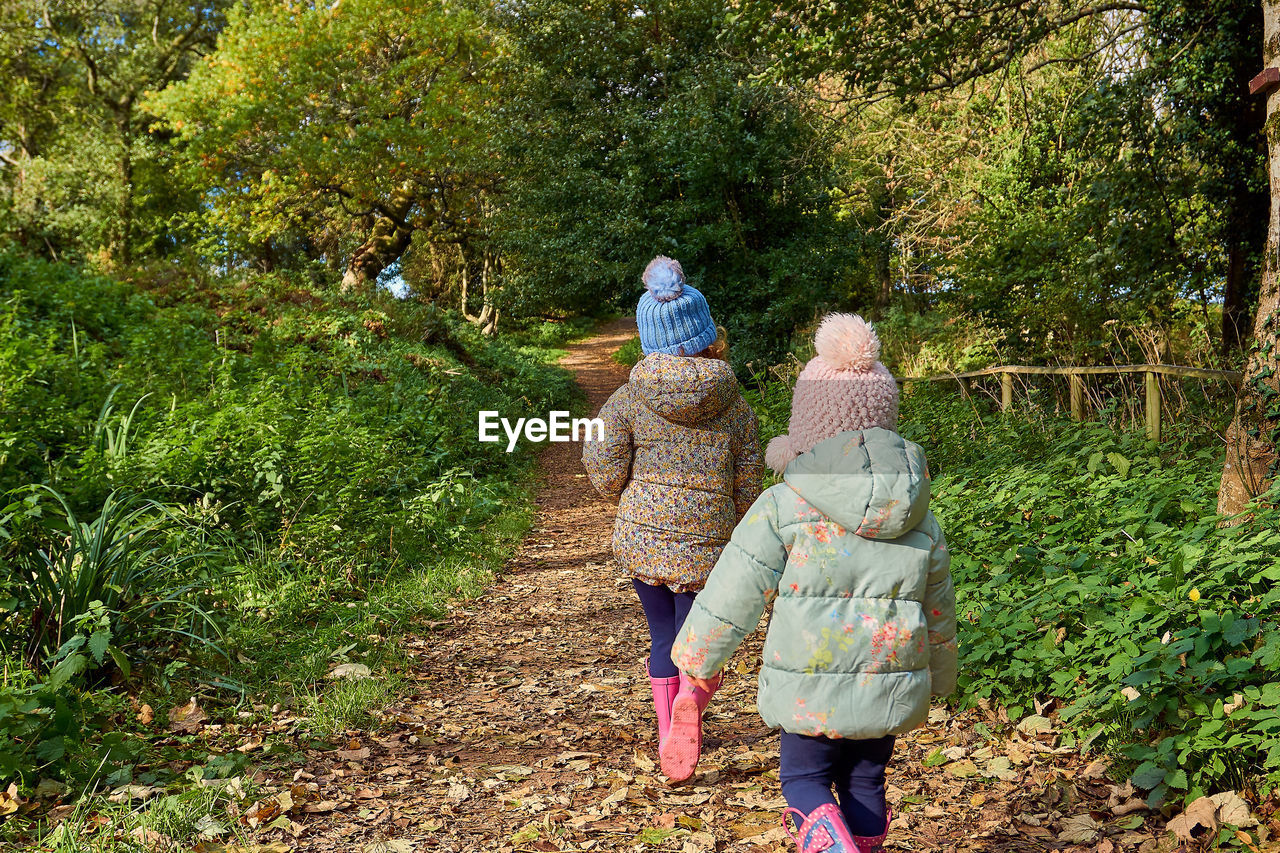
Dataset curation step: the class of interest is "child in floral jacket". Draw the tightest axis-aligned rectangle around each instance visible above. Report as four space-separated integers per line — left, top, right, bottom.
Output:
671 314 956 853
582 256 762 782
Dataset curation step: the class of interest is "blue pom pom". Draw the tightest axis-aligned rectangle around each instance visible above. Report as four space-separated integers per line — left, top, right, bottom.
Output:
643 256 684 302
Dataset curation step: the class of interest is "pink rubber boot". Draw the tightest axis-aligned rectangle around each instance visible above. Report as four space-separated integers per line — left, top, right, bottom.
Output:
782 805 892 853
646 661 680 745
783 803 857 852
851 808 891 853
659 671 721 781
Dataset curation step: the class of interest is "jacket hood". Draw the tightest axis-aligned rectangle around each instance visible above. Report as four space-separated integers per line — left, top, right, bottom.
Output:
630 353 740 425
783 427 930 539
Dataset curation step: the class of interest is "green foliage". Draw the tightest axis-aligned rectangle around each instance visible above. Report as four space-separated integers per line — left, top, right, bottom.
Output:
489 0 863 369
0 250 577 787
0 1 230 261
612 336 642 368
150 0 491 279
899 387 1280 802
2 487 222 670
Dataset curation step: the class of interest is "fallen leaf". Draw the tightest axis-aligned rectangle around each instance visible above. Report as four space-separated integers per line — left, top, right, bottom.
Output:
983 756 1017 781
945 759 979 778
1082 759 1109 780
168 697 207 734
33 778 65 799
0 784 23 816
363 842 414 853
1016 714 1053 735
1167 795 1220 842
601 786 629 807
335 746 370 760
1058 814 1099 844
138 703 154 725
241 797 282 828
1209 791 1257 827
235 737 264 753
197 776 245 800
329 663 372 680
129 827 180 851
107 784 163 803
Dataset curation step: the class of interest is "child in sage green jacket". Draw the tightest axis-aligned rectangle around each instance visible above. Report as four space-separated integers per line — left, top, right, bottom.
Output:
671 314 956 853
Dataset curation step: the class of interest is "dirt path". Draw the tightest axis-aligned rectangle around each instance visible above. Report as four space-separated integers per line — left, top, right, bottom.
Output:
285 320 1170 853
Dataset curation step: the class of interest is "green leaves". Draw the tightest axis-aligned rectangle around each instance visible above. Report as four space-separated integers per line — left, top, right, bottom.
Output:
891 389 1280 802
149 0 491 275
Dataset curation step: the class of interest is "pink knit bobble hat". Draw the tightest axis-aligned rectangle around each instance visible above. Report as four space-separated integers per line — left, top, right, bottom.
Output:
764 313 900 475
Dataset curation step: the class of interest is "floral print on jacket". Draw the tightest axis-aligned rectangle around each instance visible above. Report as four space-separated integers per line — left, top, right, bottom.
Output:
582 353 763 592
672 428 958 739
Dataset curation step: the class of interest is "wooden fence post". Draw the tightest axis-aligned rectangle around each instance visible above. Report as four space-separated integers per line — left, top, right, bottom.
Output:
1001 372 1013 412
1069 374 1085 420
1145 371 1162 442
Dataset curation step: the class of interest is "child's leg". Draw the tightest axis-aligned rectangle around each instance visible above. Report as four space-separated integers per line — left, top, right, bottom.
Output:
673 590 697 638
833 734 895 837
779 732 841 818
631 579 679 678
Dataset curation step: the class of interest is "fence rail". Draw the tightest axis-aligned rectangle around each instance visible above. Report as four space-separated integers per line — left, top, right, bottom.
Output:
900 364 1242 442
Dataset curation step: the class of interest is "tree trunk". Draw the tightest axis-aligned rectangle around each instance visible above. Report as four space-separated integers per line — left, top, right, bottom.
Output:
1223 240 1250 352
340 187 416 293
459 243 500 334
1217 2 1280 515
113 112 133 266
1223 1 1269 355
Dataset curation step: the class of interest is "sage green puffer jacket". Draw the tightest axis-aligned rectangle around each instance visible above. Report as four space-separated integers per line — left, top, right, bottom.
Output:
671 427 957 739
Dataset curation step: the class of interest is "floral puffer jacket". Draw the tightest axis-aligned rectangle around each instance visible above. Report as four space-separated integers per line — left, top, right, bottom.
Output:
671 428 957 739
582 353 763 592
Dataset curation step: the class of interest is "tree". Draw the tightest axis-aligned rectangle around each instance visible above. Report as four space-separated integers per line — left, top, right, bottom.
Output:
1217 2 1280 514
745 0 1266 359
0 1 228 263
487 0 862 366
151 0 493 295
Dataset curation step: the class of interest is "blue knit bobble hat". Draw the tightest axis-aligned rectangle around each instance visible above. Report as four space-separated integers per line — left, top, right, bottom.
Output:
636 256 718 356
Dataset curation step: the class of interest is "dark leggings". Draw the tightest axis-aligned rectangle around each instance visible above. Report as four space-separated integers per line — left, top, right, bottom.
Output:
780 731 895 837
632 579 697 679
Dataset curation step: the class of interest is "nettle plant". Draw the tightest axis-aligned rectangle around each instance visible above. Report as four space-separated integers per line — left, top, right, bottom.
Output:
926 403 1280 804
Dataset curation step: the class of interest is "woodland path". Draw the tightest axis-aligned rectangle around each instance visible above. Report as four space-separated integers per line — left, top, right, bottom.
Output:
281 319 1174 853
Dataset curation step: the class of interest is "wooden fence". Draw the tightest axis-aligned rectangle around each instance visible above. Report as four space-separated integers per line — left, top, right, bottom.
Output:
900 364 1242 442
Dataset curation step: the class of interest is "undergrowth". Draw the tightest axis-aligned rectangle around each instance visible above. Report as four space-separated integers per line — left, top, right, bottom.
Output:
0 250 584 845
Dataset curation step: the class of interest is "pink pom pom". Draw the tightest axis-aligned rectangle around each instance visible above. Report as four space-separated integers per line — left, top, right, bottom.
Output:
765 434 801 476
814 313 880 371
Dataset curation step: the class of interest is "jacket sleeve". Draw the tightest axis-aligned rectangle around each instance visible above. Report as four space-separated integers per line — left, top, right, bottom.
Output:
581 386 633 503
922 512 958 697
730 400 764 519
672 488 787 678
